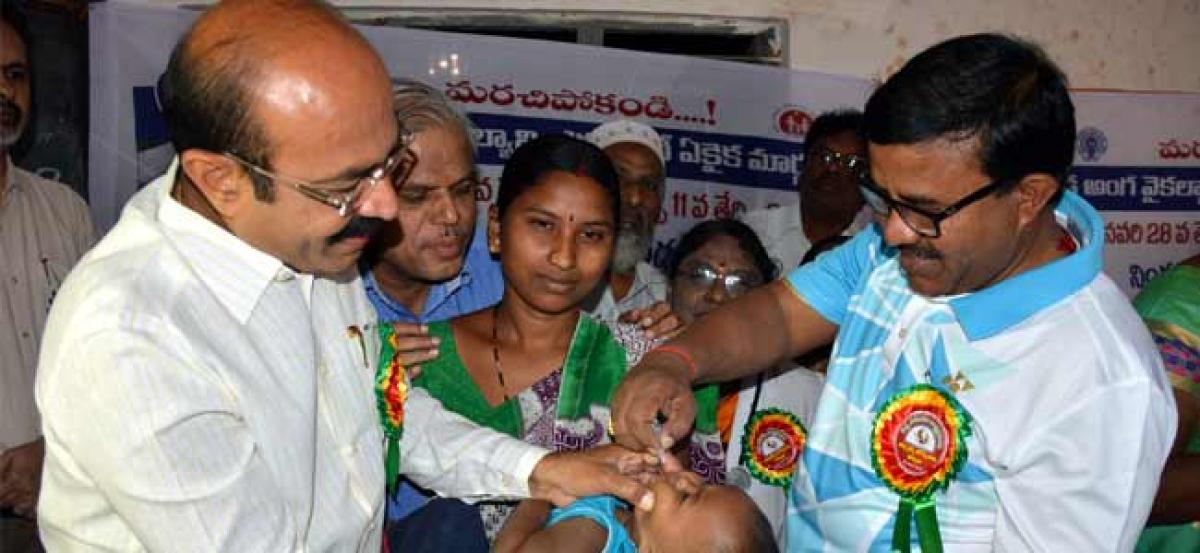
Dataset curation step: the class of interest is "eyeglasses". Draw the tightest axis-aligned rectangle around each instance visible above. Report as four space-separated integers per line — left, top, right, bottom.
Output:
681 264 763 297
858 173 1008 238
812 147 868 176
225 130 416 217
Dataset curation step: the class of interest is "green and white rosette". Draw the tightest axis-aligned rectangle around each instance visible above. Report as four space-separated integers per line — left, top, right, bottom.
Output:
870 384 973 552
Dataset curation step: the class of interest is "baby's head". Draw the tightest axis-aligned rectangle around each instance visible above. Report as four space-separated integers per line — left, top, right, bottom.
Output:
633 471 778 553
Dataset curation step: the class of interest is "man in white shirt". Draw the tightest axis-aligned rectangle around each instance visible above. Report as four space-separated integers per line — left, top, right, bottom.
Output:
0 4 95 527
583 120 672 326
743 110 872 272
35 2 655 551
611 34 1174 551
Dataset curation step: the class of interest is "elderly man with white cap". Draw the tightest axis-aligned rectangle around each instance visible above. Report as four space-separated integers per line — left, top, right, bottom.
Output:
583 120 674 331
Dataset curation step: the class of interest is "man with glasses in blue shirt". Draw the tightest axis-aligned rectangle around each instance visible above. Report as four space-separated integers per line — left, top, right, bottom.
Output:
610 33 1175 551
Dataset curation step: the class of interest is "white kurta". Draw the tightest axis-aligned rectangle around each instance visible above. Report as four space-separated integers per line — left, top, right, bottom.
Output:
35 162 546 552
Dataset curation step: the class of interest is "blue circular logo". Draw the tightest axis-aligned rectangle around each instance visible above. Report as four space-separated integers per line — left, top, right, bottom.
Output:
1077 127 1108 162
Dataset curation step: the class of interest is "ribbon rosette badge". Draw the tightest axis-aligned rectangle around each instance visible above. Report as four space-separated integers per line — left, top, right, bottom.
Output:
375 325 408 493
740 408 806 487
871 384 972 553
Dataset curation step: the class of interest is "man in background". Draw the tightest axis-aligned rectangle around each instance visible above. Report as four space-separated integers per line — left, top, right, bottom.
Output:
0 3 95 533
584 120 672 325
744 110 870 271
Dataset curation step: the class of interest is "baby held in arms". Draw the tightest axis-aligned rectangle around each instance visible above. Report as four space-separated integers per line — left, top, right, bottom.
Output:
494 470 778 553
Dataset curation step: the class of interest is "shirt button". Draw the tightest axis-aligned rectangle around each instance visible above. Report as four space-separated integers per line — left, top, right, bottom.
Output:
274 269 294 282
10 276 17 284
20 331 30 339
898 327 908 339
344 443 357 456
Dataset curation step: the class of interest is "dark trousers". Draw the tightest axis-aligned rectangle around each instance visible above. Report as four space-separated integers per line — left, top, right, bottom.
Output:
386 498 488 553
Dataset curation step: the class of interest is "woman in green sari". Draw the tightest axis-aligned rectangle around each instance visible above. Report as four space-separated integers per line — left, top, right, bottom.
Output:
405 134 636 538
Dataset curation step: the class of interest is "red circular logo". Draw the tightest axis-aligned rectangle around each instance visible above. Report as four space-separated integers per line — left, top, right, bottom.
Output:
776 108 813 137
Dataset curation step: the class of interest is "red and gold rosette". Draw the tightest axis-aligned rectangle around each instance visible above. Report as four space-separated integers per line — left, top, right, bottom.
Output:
871 384 972 553
740 408 806 487
375 324 408 492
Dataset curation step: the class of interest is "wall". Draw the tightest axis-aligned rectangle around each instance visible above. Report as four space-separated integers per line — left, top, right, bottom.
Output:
300 0 1200 92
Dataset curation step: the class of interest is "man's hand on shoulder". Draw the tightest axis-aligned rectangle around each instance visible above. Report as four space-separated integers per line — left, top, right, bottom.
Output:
389 321 441 379
619 301 685 340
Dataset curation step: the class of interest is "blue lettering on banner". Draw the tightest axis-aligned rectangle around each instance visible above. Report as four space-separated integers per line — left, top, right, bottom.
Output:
1068 166 1200 211
468 113 804 191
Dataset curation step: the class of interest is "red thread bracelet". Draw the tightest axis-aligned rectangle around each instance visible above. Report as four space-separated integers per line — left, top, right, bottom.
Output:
652 344 698 380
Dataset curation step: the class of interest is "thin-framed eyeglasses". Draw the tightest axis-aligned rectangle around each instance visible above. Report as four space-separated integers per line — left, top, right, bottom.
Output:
812 147 868 176
682 264 763 297
225 129 416 217
858 172 1008 238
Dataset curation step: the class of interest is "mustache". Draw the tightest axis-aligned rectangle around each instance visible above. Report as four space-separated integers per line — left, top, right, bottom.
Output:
327 216 384 245
900 244 941 260
439 225 467 238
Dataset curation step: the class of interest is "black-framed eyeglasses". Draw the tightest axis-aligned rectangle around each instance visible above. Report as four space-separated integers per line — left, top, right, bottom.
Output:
812 147 868 176
680 264 764 297
225 129 416 217
858 173 1008 238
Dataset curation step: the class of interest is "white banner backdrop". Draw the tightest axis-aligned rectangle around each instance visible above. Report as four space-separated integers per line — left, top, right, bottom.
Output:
1069 92 1200 296
89 2 1197 297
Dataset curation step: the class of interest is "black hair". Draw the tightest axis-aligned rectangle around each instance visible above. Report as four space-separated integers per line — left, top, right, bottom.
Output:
668 218 777 283
743 503 781 553
496 133 620 224
803 109 864 159
157 15 272 198
864 33 1075 200
1 3 32 59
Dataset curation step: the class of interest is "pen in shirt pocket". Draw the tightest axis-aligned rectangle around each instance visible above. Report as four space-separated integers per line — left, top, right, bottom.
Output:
346 324 369 370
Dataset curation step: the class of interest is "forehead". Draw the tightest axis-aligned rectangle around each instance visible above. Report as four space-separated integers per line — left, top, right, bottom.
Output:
408 126 473 168
253 45 395 167
0 20 28 65
812 129 866 156
513 171 615 220
868 138 987 200
681 235 757 272
682 486 757 541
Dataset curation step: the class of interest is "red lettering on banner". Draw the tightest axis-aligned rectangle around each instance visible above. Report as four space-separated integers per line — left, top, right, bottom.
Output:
442 80 717 126
1158 139 1200 159
1105 220 1200 246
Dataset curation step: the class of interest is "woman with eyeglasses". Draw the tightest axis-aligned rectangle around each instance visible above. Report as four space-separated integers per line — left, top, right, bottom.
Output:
666 218 826 548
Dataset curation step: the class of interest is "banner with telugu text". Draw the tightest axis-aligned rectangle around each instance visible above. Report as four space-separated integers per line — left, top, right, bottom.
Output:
89 2 1197 298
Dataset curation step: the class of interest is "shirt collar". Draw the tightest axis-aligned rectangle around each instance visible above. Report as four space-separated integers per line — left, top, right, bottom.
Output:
4 155 25 196
362 224 482 322
155 158 290 324
948 190 1104 340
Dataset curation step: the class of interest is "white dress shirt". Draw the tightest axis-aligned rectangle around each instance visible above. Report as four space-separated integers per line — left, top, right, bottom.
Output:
583 261 670 324
35 161 547 552
742 203 873 273
0 157 95 449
